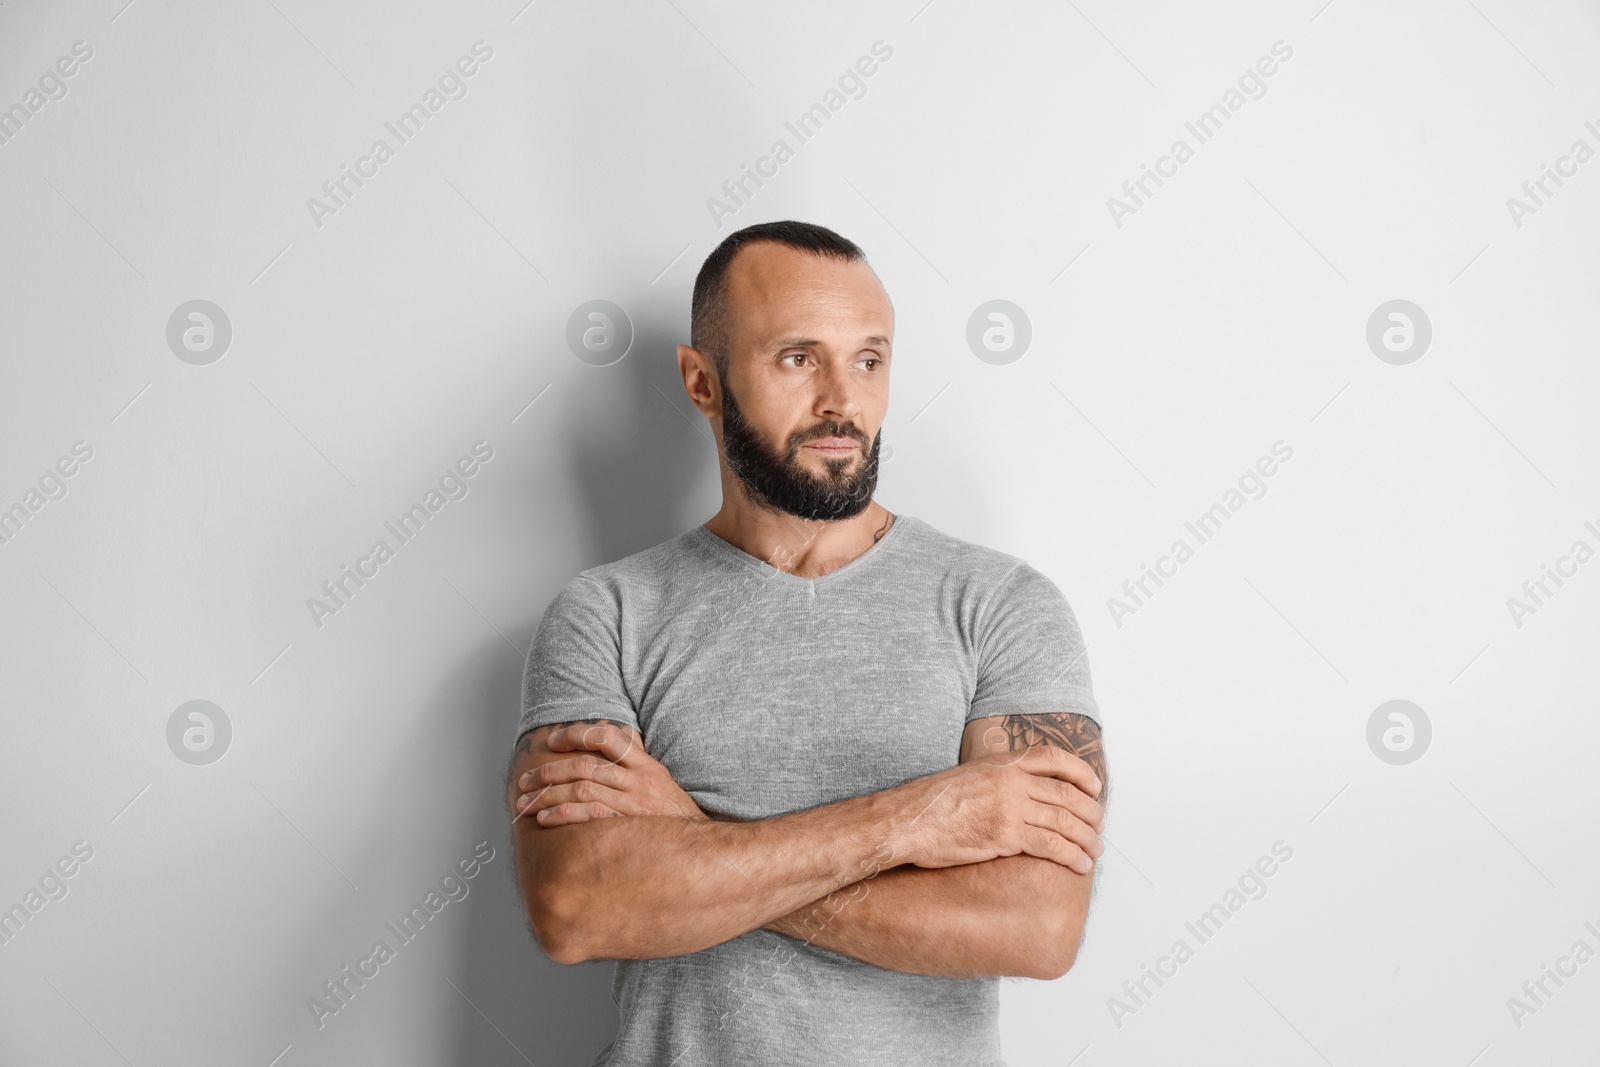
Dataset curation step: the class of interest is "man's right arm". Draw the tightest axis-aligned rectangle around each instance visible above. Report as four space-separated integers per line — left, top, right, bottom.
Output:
507 720 1099 965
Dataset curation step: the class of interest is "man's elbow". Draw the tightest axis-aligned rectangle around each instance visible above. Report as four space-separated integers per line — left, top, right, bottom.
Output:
528 881 592 965
513 838 594 965
1030 944 1079 981
1027 914 1086 981
1005 860 1091 980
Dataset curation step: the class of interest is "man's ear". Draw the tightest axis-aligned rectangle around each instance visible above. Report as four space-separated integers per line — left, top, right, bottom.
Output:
678 343 719 417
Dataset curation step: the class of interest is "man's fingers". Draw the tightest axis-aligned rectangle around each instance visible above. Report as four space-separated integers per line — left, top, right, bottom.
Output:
1017 824 1095 873
1026 800 1102 869
533 800 624 827
520 754 626 793
1012 746 1101 798
517 779 628 817
1027 775 1105 832
546 722 641 766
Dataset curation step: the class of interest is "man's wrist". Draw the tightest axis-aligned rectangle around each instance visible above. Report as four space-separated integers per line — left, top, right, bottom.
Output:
763 782 935 940
867 777 929 870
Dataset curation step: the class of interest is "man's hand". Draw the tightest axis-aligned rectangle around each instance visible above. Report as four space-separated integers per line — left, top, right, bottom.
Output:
515 721 709 827
762 711 1107 979
895 744 1105 873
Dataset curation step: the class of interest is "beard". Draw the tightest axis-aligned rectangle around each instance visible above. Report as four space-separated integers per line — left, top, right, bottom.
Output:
717 365 881 522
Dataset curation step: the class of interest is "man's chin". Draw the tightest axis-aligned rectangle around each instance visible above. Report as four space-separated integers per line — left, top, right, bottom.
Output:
780 483 876 521
799 459 858 482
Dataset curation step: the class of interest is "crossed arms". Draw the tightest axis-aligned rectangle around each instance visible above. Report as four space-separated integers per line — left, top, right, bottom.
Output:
505 709 1108 981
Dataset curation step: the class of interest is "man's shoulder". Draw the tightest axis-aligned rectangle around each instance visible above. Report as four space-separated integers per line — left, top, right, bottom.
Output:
561 526 704 595
898 514 1031 588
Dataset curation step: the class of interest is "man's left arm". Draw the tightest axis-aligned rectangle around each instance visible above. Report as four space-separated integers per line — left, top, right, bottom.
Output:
762 709 1108 980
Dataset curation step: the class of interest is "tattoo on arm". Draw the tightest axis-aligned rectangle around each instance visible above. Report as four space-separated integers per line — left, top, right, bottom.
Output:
997 712 1108 807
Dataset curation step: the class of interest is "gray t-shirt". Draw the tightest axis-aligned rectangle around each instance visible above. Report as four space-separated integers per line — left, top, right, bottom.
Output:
517 513 1100 1067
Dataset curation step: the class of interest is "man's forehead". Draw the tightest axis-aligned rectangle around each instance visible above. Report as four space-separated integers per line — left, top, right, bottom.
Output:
727 245 892 344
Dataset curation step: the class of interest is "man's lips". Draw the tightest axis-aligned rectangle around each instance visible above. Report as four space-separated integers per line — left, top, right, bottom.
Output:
804 438 859 453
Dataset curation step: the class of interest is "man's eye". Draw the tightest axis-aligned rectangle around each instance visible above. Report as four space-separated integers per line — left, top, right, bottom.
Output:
784 352 806 366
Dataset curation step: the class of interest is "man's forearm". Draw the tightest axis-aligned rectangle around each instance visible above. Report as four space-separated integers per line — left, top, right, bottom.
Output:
765 854 1091 980
766 710 1110 983
519 787 911 964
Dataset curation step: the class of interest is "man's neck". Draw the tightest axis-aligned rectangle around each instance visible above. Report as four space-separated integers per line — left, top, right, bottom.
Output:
702 501 896 579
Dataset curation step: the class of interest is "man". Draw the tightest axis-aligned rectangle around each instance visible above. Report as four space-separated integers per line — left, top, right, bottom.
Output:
506 220 1108 1066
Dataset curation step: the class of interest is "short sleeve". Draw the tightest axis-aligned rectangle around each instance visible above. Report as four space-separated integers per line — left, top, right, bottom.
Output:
516 575 641 743
968 562 1101 727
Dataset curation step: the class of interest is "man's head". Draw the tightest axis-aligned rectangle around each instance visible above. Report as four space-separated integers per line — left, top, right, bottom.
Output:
683 221 893 522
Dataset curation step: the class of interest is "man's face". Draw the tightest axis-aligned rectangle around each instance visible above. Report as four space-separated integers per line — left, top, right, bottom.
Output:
713 243 893 522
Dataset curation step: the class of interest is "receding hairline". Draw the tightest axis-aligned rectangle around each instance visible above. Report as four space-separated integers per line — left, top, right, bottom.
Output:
714 244 892 353
718 238 882 294
690 221 880 371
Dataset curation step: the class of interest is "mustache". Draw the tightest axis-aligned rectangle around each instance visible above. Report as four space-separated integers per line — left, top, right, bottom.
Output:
795 423 868 447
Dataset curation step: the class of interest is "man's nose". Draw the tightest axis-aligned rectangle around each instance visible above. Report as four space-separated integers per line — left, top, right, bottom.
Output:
813 361 860 421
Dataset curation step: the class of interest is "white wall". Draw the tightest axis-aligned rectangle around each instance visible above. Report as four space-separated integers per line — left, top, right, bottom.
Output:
1 1 1596 1064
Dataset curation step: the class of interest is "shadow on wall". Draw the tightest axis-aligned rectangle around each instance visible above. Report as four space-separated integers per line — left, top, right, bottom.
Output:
446 317 718 1065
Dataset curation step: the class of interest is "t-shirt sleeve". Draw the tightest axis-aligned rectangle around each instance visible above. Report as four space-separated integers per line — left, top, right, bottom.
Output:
968 561 1101 727
516 575 641 743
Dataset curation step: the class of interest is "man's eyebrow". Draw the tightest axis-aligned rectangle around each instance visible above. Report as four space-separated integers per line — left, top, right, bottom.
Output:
770 335 892 349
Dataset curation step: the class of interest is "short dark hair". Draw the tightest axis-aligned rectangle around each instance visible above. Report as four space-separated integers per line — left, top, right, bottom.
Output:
690 220 867 376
